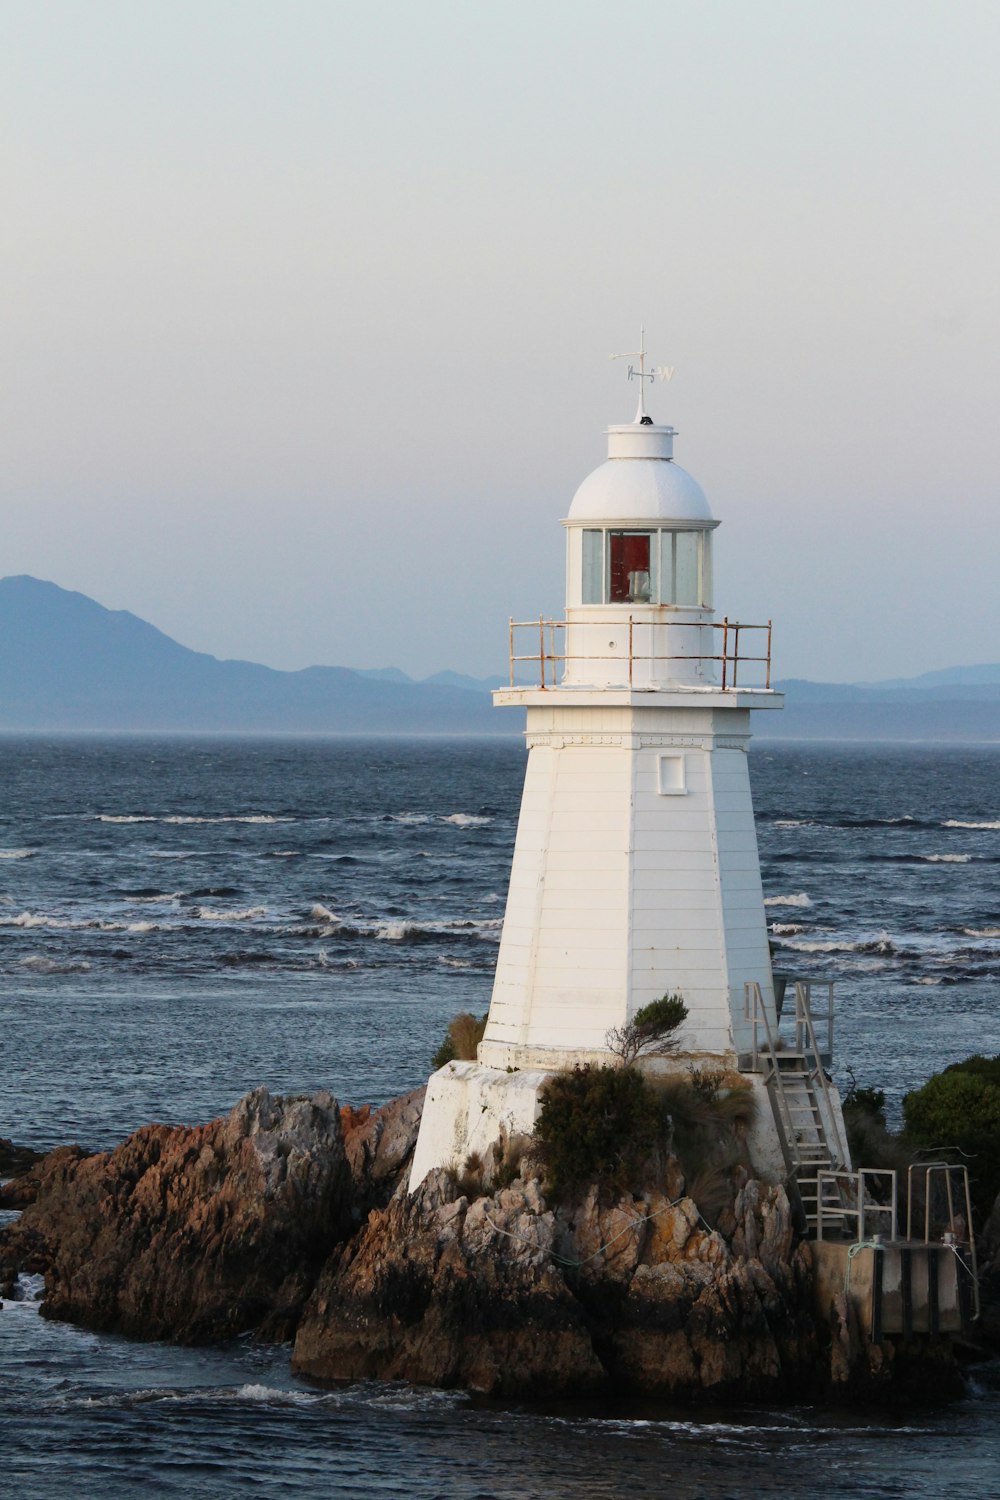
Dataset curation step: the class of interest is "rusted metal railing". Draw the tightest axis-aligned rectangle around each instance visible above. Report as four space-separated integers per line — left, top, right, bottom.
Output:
507 616 773 690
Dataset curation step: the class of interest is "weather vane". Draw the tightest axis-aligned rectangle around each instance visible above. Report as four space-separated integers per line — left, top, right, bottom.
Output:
610 327 674 423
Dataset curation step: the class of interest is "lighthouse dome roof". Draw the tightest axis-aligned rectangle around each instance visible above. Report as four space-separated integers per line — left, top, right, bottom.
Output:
566 422 714 526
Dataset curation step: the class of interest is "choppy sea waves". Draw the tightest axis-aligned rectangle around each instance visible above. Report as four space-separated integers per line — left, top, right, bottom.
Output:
2 736 1000 1499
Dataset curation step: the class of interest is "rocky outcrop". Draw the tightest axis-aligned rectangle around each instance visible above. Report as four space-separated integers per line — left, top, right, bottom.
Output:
0 1138 46 1182
0 1088 351 1342
292 1161 822 1400
340 1086 425 1213
0 1145 91 1212
293 1171 602 1395
2 1085 979 1402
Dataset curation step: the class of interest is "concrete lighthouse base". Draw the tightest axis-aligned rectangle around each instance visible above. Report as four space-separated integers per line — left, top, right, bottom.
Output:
407 1054 832 1194
407 1060 550 1192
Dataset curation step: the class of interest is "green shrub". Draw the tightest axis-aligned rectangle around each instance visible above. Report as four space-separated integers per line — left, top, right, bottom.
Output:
432 1011 488 1069
535 1064 667 1202
903 1054 1000 1221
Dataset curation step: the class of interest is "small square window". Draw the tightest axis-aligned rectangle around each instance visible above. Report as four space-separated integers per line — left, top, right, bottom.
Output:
658 753 686 795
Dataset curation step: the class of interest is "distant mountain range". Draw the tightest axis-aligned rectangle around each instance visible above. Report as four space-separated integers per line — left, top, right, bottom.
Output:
1 575 998 739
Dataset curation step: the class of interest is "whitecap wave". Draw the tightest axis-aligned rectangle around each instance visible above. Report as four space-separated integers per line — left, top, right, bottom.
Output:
164 815 287 825
770 923 805 935
375 920 416 942
230 1383 321 1405
963 926 1000 938
779 930 902 957
0 1272 45 1309
96 814 287 826
309 903 339 924
942 819 1000 830
19 956 92 974
764 893 813 908
3 912 181 932
773 819 815 829
442 813 492 827
73 1381 327 1410
0 849 34 859
921 853 973 864
778 939 844 953
195 906 268 922
371 915 501 944
305 904 359 937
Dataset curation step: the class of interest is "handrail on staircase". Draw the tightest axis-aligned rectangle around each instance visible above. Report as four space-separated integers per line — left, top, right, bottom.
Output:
792 982 849 1168
792 979 834 1061
743 980 779 1073
816 1167 897 1242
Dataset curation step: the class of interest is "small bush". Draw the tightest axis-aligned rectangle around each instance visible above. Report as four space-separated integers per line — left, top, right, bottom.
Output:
432 1011 488 1069
453 1150 485 1200
606 993 688 1066
535 1064 667 1202
489 1132 533 1192
842 1081 899 1174
688 1066 731 1103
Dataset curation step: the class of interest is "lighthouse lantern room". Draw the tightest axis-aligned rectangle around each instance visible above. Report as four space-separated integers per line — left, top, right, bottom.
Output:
409 339 849 1209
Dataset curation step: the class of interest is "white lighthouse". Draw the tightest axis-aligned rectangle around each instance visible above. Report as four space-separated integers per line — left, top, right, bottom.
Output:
410 342 848 1206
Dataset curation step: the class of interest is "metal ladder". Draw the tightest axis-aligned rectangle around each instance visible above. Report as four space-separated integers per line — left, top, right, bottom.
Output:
745 981 850 1235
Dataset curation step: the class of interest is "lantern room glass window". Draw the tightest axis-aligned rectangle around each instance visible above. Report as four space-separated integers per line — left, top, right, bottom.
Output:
582 530 604 604
578 528 711 606
609 532 655 602
674 532 699 605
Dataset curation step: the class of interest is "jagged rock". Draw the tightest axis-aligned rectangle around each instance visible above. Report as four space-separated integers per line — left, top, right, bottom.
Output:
729 1178 796 1283
293 1169 603 1395
293 1158 828 1400
584 1178 814 1398
0 1088 351 1343
340 1086 424 1211
0 1138 46 1180
0 1145 91 1210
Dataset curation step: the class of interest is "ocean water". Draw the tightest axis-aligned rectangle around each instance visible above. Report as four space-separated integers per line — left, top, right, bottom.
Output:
1 735 999 1498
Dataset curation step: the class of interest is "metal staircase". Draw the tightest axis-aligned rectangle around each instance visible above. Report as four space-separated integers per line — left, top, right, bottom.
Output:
745 980 851 1235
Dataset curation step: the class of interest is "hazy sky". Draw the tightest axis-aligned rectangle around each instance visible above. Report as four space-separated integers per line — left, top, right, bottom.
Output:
3 1 999 683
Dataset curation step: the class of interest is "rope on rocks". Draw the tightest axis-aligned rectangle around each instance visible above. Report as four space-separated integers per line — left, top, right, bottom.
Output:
482 1196 691 1269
